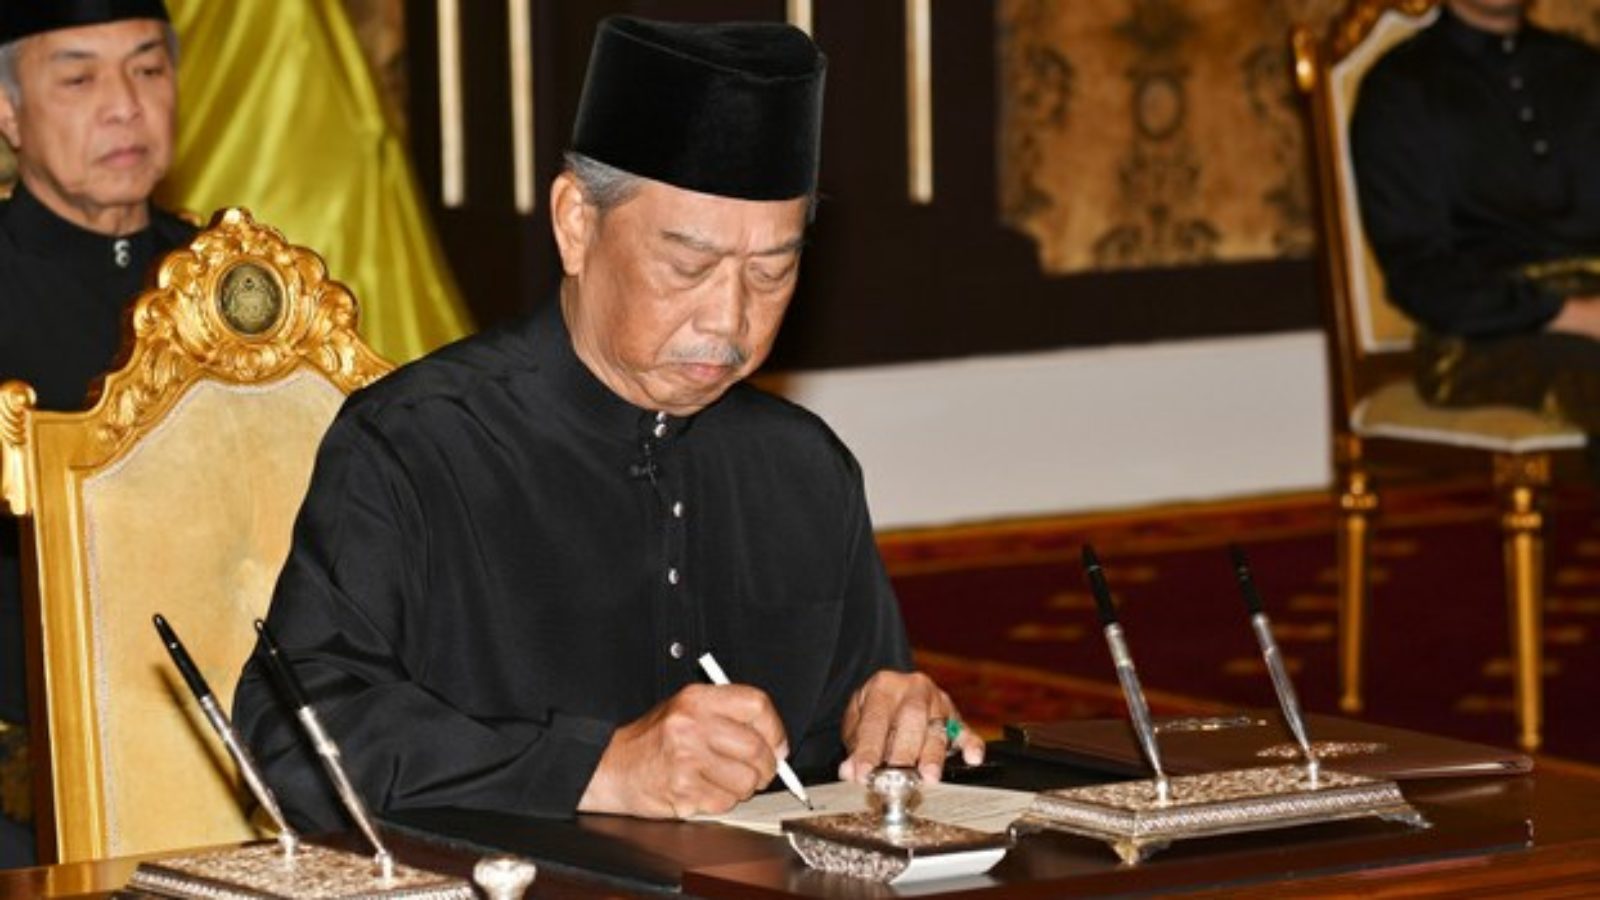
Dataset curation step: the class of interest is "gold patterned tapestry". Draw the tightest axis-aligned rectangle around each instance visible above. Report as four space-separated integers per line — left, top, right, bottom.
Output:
4 2 1598 280
998 0 1600 274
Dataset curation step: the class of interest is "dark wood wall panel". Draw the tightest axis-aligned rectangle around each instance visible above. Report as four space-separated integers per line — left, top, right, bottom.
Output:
404 1 1319 369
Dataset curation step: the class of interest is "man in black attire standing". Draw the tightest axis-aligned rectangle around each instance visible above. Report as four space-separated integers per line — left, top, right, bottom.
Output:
235 16 984 830
1351 0 1600 442
0 0 193 866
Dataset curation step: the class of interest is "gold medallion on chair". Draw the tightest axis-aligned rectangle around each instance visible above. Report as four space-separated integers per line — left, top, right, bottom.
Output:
217 262 284 335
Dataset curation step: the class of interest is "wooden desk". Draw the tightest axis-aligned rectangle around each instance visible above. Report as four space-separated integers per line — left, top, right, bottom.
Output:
1180 755 1600 899
5 753 1598 898
672 752 1600 898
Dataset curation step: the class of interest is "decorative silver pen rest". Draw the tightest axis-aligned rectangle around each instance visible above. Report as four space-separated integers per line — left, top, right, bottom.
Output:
124 842 477 900
1011 764 1429 865
782 767 1012 883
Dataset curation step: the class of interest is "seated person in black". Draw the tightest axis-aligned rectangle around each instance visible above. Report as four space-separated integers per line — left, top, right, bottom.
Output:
1351 0 1600 456
0 0 194 867
234 16 985 830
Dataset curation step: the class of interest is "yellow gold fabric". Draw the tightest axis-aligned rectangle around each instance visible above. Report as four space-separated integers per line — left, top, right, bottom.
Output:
157 0 472 363
84 374 344 857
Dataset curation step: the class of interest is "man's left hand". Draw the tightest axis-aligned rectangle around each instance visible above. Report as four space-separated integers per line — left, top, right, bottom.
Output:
838 670 985 784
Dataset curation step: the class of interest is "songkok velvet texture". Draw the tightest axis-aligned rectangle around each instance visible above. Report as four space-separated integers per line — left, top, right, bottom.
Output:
571 16 826 201
0 0 169 44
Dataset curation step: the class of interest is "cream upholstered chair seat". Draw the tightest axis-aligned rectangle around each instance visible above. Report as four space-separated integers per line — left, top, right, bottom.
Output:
1294 0 1584 753
1353 382 1586 453
78 374 345 858
0 209 391 863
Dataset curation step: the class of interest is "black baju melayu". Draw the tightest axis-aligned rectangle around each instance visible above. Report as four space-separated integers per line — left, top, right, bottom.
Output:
0 181 195 863
233 301 913 831
0 183 197 411
1350 9 1600 434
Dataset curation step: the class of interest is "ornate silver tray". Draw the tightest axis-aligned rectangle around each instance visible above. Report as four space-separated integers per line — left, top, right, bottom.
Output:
784 812 1011 884
125 842 474 899
781 766 1013 883
1012 764 1429 864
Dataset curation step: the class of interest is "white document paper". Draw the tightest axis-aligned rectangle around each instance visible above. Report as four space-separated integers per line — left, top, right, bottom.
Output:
696 779 1035 836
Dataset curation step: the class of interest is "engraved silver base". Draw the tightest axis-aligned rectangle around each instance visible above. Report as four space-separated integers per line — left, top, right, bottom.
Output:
1011 765 1429 865
784 812 1011 883
126 842 475 899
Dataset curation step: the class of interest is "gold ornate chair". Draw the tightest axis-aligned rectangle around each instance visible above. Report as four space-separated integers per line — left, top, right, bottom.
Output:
1293 0 1585 753
0 210 391 862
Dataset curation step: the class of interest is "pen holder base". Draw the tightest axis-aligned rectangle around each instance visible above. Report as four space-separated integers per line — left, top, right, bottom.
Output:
1011 765 1428 865
783 812 1012 883
124 841 475 899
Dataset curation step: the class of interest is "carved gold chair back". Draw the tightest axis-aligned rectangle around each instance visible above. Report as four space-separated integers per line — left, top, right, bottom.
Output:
0 209 392 862
1294 0 1585 754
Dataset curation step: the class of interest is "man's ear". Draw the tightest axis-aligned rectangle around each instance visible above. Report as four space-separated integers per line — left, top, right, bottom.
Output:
0 90 21 150
550 171 595 277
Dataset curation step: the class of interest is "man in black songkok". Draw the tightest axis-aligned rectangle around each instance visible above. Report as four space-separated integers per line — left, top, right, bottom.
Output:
1351 0 1600 450
0 0 195 866
235 16 984 829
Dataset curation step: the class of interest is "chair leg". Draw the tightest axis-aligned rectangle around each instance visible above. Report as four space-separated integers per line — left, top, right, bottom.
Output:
1495 453 1550 754
1335 434 1377 715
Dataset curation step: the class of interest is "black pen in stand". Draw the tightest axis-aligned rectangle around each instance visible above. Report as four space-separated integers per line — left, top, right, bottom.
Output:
151 614 300 856
254 618 395 881
1081 545 1171 803
1230 545 1322 785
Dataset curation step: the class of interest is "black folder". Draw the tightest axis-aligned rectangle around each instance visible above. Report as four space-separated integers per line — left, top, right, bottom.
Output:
383 808 684 894
1005 712 1532 781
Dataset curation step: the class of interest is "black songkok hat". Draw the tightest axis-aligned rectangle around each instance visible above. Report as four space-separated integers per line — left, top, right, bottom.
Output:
1 0 170 45
571 16 826 201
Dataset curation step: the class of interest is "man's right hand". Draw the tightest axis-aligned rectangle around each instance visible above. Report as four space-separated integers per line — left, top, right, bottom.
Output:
577 683 788 818
1547 296 1600 340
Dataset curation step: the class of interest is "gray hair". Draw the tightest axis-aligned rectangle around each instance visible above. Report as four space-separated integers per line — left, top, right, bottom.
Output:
0 40 21 108
0 24 179 110
562 151 644 214
562 150 820 223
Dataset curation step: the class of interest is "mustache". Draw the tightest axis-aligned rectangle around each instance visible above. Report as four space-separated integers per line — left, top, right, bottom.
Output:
665 342 749 367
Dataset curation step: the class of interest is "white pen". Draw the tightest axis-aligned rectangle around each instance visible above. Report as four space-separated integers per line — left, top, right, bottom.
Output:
696 652 814 810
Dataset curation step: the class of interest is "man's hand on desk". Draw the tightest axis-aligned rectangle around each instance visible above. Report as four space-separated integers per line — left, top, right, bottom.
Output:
1546 295 1600 339
578 683 788 818
838 670 986 786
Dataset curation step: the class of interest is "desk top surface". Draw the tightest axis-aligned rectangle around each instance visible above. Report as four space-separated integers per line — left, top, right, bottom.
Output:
5 746 1599 899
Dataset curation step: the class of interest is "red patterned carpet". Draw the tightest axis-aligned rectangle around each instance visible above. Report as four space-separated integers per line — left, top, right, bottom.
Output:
883 483 1600 764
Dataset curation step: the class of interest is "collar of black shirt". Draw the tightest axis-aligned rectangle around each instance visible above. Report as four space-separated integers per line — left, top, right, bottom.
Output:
1438 5 1528 60
0 180 157 270
527 299 694 445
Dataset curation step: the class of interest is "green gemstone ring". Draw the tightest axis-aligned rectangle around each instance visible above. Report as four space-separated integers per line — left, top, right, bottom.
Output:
930 717 963 743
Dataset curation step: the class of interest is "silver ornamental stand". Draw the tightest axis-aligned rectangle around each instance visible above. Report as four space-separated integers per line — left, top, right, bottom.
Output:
1017 548 1431 865
128 618 521 899
1012 765 1428 865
